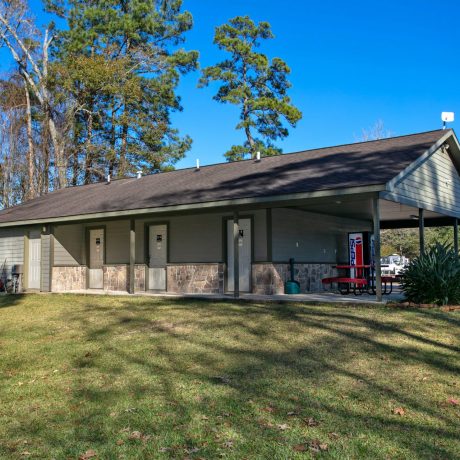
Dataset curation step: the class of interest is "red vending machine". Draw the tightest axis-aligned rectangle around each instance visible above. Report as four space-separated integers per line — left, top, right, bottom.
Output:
348 232 375 278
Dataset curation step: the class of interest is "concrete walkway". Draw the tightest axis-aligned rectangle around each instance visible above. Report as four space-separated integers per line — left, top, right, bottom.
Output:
47 287 404 304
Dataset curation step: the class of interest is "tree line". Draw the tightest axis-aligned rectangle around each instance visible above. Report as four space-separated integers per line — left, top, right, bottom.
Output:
0 0 302 207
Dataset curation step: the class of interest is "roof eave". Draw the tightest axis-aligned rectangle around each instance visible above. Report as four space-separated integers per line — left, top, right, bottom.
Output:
0 184 386 228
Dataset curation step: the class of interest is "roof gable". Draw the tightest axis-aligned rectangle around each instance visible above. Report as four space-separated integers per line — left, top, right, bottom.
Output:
382 137 460 218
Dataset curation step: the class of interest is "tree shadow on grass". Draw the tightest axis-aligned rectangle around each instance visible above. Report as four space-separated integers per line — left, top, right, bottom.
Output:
4 297 459 459
0 293 25 309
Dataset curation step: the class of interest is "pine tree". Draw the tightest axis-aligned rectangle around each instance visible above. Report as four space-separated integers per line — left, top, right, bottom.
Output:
199 16 301 161
46 0 198 182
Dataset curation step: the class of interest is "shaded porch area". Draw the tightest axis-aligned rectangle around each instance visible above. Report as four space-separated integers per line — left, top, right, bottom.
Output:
38 191 458 302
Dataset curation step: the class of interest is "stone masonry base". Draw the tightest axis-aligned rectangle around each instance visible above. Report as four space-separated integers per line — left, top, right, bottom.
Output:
52 262 335 296
167 263 224 294
134 264 146 292
52 266 87 292
103 265 129 291
252 263 337 295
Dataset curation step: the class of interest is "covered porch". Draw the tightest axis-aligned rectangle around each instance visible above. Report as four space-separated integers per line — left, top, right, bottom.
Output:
21 192 457 302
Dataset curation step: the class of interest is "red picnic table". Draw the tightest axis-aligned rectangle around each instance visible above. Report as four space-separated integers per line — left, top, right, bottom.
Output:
322 264 395 295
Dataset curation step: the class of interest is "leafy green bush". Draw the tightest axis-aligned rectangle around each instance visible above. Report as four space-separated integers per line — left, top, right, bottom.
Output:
400 243 460 305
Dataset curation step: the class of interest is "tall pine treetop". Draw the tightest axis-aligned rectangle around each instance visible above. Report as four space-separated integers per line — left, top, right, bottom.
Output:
199 15 302 161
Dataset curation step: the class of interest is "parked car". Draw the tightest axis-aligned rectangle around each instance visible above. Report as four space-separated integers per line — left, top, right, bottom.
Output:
381 254 409 275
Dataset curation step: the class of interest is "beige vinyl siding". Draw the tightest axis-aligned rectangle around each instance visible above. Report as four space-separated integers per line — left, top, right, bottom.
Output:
0 227 25 278
272 208 372 263
387 147 460 217
54 224 84 265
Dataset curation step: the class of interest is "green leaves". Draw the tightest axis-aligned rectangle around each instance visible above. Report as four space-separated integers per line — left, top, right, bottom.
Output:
401 243 460 305
45 0 198 182
200 15 302 161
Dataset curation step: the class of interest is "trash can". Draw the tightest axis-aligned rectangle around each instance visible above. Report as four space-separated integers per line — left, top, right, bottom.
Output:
285 280 300 294
284 258 300 294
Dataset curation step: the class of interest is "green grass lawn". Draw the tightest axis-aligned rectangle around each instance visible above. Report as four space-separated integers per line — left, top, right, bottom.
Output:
0 295 459 459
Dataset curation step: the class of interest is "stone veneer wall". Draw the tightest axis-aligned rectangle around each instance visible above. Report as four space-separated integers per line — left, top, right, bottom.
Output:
252 263 337 295
52 266 87 292
134 264 146 292
167 263 224 294
103 265 128 291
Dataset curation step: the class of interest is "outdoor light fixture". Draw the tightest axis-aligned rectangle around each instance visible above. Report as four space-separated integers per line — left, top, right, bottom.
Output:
410 214 419 220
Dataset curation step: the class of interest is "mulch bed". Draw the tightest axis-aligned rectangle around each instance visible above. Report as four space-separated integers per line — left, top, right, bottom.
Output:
387 301 460 311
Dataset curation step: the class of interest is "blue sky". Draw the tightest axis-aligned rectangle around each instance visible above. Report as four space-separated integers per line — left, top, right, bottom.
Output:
2 0 459 169
173 0 460 168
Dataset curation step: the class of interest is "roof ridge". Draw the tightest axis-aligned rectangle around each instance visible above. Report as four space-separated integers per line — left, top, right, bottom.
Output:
0 128 450 215
59 128 451 188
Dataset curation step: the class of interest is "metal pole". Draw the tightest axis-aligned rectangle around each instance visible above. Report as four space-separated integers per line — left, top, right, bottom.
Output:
129 219 135 294
372 197 382 302
419 208 425 256
233 211 239 298
454 218 459 255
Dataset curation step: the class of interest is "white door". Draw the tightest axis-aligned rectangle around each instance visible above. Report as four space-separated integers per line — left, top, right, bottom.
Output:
89 228 104 289
28 233 41 290
148 224 167 290
227 218 251 292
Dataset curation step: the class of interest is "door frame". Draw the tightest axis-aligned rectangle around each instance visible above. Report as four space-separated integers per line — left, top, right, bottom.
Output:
223 215 255 293
144 221 169 291
85 225 106 289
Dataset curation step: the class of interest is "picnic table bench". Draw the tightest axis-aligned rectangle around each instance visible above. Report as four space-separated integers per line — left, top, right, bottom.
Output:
322 265 395 296
321 276 368 295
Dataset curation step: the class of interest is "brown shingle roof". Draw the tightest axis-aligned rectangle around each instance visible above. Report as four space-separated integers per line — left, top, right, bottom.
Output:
0 129 450 224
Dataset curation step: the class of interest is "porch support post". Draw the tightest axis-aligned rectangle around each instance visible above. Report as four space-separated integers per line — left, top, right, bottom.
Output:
454 218 459 254
372 197 382 302
419 208 425 256
49 225 54 292
129 219 135 294
40 224 54 293
233 211 239 298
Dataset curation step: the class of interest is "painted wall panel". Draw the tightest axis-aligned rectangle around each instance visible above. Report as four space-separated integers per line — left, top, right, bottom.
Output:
169 214 222 263
54 221 124 267
135 210 268 264
252 210 267 262
272 208 371 263
105 220 130 264
54 224 84 265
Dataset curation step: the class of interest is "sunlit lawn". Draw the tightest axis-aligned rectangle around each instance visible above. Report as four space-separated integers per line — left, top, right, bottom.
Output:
0 294 459 459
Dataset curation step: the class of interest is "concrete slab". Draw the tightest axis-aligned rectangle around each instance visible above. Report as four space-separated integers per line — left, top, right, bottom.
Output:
44 287 404 304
